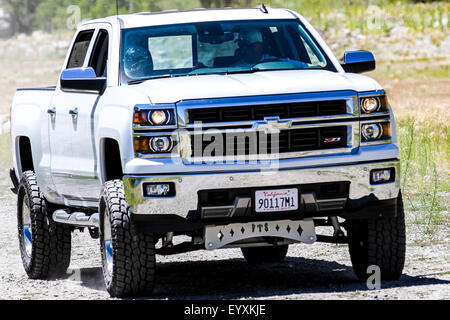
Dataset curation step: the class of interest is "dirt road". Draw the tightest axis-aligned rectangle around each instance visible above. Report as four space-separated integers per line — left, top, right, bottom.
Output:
0 185 448 300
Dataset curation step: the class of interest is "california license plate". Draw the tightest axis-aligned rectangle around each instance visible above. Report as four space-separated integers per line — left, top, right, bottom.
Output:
255 188 299 213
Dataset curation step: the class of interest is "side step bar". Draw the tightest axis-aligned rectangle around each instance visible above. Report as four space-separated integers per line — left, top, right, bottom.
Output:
53 210 99 228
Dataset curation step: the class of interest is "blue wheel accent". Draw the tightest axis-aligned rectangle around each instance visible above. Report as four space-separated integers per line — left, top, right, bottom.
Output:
21 195 33 257
105 240 113 273
24 226 32 243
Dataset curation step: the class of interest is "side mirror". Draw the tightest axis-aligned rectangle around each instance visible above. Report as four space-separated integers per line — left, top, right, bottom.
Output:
341 51 376 74
60 67 106 94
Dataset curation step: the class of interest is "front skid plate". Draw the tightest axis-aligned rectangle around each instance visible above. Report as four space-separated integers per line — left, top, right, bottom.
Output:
204 219 316 250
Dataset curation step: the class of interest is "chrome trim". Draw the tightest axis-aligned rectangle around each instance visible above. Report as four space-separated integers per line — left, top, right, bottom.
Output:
360 111 390 119
177 90 359 127
124 160 400 218
134 124 178 131
181 120 360 163
360 118 391 125
361 139 393 146
52 210 99 228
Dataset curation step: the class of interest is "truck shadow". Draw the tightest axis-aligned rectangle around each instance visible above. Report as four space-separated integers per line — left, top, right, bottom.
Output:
67 256 450 299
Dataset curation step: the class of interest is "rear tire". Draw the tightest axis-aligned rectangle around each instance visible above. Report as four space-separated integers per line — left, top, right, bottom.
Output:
241 245 289 264
99 180 156 297
17 171 71 279
346 192 406 281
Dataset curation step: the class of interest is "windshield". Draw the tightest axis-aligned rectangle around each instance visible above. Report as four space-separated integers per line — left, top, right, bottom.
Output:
121 19 335 83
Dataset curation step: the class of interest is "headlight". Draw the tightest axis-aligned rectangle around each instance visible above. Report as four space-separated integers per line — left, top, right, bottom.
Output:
362 123 383 141
149 110 169 125
361 97 380 113
360 95 389 114
133 108 175 126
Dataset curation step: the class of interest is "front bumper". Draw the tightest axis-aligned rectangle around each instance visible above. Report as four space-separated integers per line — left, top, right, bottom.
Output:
124 159 400 220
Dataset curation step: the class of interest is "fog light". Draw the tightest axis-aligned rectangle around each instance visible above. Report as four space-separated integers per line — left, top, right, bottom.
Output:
144 183 175 197
362 123 383 141
371 169 395 184
149 136 173 153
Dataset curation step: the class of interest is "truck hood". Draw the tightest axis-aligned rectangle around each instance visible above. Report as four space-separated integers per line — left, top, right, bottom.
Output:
130 70 383 104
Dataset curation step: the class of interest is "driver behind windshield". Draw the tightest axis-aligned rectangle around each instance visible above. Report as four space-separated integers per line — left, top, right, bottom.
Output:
232 28 308 69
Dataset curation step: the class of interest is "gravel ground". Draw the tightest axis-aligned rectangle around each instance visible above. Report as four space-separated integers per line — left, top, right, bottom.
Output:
0 186 449 300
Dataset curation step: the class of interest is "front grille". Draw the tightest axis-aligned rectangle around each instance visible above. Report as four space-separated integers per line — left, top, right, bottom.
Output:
191 126 347 157
187 100 347 124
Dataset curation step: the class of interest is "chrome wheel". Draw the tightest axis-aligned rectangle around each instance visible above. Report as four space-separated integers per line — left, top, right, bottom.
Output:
22 194 32 257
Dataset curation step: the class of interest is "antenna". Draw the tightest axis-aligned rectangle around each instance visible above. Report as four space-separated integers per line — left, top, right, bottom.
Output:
116 0 119 18
260 3 268 14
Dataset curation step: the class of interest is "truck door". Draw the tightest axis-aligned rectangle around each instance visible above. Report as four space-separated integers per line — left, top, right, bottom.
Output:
68 28 111 201
49 28 99 204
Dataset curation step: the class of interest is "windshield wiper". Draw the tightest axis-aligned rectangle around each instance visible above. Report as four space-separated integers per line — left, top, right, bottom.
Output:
128 74 174 85
225 68 262 75
225 67 305 76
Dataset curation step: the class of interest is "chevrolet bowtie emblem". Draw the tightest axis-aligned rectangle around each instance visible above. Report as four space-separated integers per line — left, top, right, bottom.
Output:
253 117 292 134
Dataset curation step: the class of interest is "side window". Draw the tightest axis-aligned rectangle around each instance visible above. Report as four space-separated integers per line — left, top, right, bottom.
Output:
67 30 95 69
89 30 109 77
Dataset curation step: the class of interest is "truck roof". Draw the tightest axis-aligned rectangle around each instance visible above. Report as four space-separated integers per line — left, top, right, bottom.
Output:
82 7 298 29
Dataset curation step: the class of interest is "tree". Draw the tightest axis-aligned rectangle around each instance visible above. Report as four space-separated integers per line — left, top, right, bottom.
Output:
0 0 43 34
0 0 257 35
200 0 254 8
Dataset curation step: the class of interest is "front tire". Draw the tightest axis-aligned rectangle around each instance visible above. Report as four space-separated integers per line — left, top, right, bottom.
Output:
17 171 71 279
241 245 289 264
346 192 406 281
99 180 156 297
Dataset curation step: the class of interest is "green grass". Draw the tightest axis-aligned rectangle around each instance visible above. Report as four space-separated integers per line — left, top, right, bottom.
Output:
398 118 449 235
267 0 449 35
371 58 450 80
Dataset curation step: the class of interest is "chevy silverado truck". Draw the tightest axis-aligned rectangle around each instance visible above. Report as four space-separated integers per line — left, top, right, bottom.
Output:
10 7 405 297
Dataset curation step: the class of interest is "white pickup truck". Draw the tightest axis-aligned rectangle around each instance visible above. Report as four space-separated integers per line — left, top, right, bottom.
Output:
10 7 405 297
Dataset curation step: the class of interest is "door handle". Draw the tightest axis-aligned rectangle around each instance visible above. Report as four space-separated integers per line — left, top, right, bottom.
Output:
69 108 79 117
47 107 56 115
